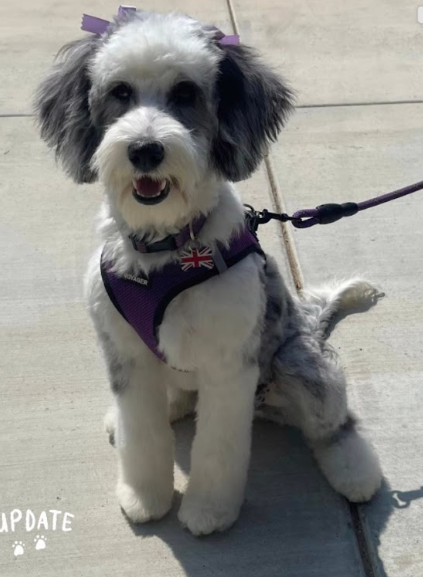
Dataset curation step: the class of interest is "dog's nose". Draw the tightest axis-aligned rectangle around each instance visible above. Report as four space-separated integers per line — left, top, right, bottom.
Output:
127 142 165 171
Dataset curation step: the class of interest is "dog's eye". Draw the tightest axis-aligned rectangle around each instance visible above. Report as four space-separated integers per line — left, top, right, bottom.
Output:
110 83 133 103
169 81 198 106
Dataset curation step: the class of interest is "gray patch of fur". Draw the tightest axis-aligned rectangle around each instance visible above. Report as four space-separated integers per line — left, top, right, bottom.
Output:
167 82 217 141
108 359 131 395
257 256 290 385
325 414 358 446
212 44 294 181
258 257 355 405
256 271 381 444
99 332 133 395
89 84 134 130
34 36 102 183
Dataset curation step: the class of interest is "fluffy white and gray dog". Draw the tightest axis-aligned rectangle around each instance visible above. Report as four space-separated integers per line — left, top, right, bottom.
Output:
35 10 382 535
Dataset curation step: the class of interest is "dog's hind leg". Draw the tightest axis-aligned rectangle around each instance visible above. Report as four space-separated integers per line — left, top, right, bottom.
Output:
261 334 382 502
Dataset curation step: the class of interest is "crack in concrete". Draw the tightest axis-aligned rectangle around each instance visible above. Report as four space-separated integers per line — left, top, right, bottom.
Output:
224 1 382 575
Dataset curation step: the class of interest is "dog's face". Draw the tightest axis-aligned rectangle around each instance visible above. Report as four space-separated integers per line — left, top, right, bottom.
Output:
35 12 293 231
89 14 221 230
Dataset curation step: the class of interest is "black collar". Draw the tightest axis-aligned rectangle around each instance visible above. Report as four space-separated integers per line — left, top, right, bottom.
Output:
129 214 207 254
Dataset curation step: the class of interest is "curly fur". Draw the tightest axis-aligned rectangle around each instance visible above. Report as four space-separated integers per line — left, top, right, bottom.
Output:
35 10 382 536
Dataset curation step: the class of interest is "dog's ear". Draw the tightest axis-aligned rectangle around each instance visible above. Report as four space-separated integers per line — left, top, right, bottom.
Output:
212 44 294 182
34 37 101 184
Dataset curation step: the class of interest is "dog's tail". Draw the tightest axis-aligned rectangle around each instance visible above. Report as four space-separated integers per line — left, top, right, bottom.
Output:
298 279 384 340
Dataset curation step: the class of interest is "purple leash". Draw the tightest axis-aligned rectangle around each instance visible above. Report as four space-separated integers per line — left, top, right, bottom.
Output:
247 179 423 231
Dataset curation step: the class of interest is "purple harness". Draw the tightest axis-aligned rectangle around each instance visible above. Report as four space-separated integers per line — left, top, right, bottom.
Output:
101 226 263 363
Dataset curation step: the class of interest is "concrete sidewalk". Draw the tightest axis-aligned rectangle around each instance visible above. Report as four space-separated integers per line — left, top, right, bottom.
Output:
1 1 422 576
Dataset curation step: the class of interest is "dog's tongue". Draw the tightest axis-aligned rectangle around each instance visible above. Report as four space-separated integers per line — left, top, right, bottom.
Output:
133 177 165 197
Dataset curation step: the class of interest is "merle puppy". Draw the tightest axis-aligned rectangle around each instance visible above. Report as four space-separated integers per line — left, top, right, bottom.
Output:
35 10 382 536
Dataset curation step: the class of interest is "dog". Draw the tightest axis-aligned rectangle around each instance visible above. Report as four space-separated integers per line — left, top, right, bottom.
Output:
35 10 382 536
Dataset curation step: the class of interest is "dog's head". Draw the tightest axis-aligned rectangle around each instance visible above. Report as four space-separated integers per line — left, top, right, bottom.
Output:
35 11 293 231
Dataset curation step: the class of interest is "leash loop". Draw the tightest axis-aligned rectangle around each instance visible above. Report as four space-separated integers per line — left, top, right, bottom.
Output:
292 202 359 228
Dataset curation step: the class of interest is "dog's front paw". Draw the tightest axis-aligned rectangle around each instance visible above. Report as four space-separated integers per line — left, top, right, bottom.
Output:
178 497 240 536
117 481 173 523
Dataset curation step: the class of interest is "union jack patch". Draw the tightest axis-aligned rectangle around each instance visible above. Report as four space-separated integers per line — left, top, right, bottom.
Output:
180 246 215 271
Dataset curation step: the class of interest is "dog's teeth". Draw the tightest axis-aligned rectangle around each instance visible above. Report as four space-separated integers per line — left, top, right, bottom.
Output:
132 178 169 202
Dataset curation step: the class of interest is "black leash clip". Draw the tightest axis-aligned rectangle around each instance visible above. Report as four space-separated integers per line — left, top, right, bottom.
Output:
244 205 300 233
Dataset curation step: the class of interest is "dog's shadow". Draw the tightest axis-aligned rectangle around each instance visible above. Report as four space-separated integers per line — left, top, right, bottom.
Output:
125 418 396 577
364 481 423 577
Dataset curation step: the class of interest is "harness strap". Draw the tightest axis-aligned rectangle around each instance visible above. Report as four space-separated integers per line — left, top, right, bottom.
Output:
101 227 263 362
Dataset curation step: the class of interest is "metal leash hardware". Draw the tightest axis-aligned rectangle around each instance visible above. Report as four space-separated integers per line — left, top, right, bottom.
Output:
245 179 423 231
244 205 300 233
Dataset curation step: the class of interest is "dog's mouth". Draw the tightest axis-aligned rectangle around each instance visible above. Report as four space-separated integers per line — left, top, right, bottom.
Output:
132 177 170 205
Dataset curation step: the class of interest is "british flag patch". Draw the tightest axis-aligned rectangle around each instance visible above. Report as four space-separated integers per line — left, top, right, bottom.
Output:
180 246 215 271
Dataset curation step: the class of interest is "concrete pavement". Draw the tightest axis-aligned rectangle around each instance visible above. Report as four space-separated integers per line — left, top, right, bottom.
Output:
1 1 422 576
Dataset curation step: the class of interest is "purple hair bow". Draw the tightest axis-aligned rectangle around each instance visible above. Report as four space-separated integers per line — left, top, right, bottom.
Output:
81 5 240 45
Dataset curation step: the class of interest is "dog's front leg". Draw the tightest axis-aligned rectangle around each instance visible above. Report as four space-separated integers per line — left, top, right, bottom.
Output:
178 359 258 535
112 356 174 523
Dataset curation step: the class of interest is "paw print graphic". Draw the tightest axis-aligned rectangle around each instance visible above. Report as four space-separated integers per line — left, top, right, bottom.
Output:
12 541 25 557
34 535 47 551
